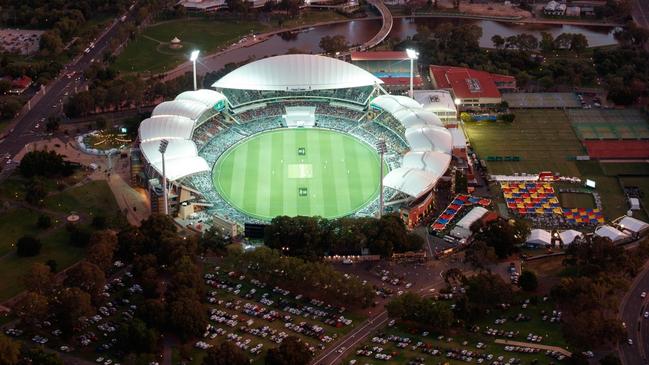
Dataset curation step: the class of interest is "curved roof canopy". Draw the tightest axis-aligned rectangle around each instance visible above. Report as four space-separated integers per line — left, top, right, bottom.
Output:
139 115 195 143
392 109 443 129
383 167 438 199
140 139 209 181
152 100 211 121
371 95 421 114
405 126 453 153
212 54 383 91
176 89 227 109
402 151 452 176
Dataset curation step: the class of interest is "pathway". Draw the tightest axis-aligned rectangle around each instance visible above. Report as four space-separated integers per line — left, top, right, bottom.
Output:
494 339 572 357
361 0 392 51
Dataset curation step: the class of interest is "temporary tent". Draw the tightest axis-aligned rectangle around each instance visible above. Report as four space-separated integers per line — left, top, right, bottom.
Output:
618 216 649 235
526 229 551 247
558 230 582 246
594 225 628 242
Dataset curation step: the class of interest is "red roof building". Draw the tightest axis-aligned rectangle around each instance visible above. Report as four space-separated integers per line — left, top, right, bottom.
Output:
429 65 516 108
351 51 423 90
10 75 32 94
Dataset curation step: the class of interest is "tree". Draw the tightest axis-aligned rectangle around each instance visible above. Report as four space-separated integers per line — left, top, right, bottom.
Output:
540 32 555 53
319 35 348 54
87 231 118 271
199 225 229 254
115 318 158 355
464 241 497 269
67 223 91 247
23 263 54 294
14 292 49 327
600 354 622 365
202 342 250 365
39 31 64 56
0 334 21 365
386 292 453 331
554 33 573 49
168 297 207 340
519 270 538 291
19 151 72 178
50 287 95 336
25 178 47 207
491 35 505 49
46 117 60 133
37 214 52 229
63 261 106 305
570 34 588 53
265 336 312 365
22 347 64 365
16 235 42 257
500 113 515 123
473 219 527 259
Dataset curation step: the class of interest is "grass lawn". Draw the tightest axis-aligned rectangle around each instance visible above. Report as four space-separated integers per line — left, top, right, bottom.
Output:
558 192 595 209
214 128 382 220
465 110 585 176
114 19 269 74
620 176 649 221
600 162 649 177
44 180 119 217
0 228 85 301
0 208 41 256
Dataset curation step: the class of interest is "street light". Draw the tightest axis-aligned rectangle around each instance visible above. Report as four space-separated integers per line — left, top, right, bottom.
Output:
405 49 419 98
158 139 169 215
190 50 200 91
454 97 462 122
375 138 387 218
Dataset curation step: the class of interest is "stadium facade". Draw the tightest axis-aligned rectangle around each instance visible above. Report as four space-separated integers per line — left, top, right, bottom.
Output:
135 54 455 230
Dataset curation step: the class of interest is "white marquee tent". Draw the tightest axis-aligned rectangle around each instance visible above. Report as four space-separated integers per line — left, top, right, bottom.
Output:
559 229 582 245
594 225 628 242
619 216 649 234
527 229 552 247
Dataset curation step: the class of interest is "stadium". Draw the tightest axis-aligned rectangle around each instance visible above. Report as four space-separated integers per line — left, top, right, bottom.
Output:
136 54 453 229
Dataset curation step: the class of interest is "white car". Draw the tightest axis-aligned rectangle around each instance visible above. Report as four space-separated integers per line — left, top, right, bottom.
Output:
644 312 649 319
628 339 633 345
641 291 647 299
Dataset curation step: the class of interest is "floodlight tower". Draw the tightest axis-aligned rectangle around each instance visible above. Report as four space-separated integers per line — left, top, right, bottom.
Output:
190 50 200 91
158 139 169 215
376 138 387 218
454 97 462 121
406 49 419 98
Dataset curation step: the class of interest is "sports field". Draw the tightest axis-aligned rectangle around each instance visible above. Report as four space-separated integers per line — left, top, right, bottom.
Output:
213 129 382 220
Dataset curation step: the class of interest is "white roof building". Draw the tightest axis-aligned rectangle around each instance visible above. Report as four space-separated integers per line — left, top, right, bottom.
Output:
594 225 628 242
559 230 582 246
527 229 552 246
456 206 488 230
213 54 383 91
412 90 457 123
138 89 227 181
619 216 649 234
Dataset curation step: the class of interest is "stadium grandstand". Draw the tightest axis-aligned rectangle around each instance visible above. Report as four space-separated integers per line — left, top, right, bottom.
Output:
136 54 454 231
351 51 423 91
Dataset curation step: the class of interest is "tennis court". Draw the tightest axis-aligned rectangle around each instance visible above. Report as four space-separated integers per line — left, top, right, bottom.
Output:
567 109 649 140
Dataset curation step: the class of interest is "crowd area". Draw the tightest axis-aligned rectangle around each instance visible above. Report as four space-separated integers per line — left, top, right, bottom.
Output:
222 86 374 107
186 99 412 226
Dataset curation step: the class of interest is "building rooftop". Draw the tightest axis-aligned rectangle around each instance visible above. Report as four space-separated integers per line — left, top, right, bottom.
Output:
429 65 515 100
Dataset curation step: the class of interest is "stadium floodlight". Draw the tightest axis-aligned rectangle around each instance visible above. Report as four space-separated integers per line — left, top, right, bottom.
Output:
159 139 169 216
454 98 462 105
405 49 419 98
375 138 387 218
190 50 200 91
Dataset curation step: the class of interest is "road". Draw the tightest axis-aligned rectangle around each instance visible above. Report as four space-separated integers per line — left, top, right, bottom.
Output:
311 275 447 365
0 6 139 161
632 0 649 30
619 263 649 365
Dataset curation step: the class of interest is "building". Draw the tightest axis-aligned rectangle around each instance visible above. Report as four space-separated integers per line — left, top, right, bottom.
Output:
178 0 227 12
351 51 423 91
7 75 32 94
412 90 457 125
429 65 516 108
544 0 567 15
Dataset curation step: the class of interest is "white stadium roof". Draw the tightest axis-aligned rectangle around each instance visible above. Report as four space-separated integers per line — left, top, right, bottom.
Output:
139 115 195 143
152 100 211 121
212 54 383 91
402 151 452 176
383 167 438 198
138 89 225 181
405 126 453 153
371 95 421 114
392 108 443 128
176 89 227 108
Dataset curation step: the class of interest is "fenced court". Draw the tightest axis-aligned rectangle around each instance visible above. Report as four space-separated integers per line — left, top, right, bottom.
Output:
503 93 581 109
567 109 649 140
465 109 585 176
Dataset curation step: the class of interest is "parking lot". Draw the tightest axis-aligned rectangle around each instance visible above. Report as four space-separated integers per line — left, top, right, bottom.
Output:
0 29 44 55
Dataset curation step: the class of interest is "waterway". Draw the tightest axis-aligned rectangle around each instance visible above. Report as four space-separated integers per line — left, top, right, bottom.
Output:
197 17 618 74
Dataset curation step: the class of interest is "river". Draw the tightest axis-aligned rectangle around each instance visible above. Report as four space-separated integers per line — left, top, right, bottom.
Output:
196 17 618 74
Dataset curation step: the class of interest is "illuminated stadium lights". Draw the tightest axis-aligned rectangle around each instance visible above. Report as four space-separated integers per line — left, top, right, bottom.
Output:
406 49 419 98
190 50 200 91
158 139 169 215
376 138 387 218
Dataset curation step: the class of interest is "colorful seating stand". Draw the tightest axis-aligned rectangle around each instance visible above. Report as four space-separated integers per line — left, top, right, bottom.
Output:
431 194 492 231
502 182 560 216
563 208 605 224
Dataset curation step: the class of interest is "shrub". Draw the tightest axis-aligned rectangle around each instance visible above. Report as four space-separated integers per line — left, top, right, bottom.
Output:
37 214 52 229
16 235 42 257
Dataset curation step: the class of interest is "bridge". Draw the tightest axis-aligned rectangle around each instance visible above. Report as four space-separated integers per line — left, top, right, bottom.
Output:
360 0 393 51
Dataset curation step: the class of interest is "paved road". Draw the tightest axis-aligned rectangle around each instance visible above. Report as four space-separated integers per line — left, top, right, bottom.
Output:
310 276 445 365
362 0 392 51
632 0 649 29
0 7 138 161
619 263 649 365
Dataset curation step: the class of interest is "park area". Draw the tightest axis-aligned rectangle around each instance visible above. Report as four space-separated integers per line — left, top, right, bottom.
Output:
114 19 268 74
465 109 649 220
0 176 119 301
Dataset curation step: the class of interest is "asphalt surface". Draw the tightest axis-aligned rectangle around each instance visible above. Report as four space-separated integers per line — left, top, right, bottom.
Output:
632 0 649 30
619 264 649 365
0 6 138 161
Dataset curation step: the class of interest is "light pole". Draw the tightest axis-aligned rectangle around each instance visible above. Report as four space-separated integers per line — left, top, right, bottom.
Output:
406 49 419 98
376 138 387 218
454 97 462 122
190 50 200 91
158 139 169 215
